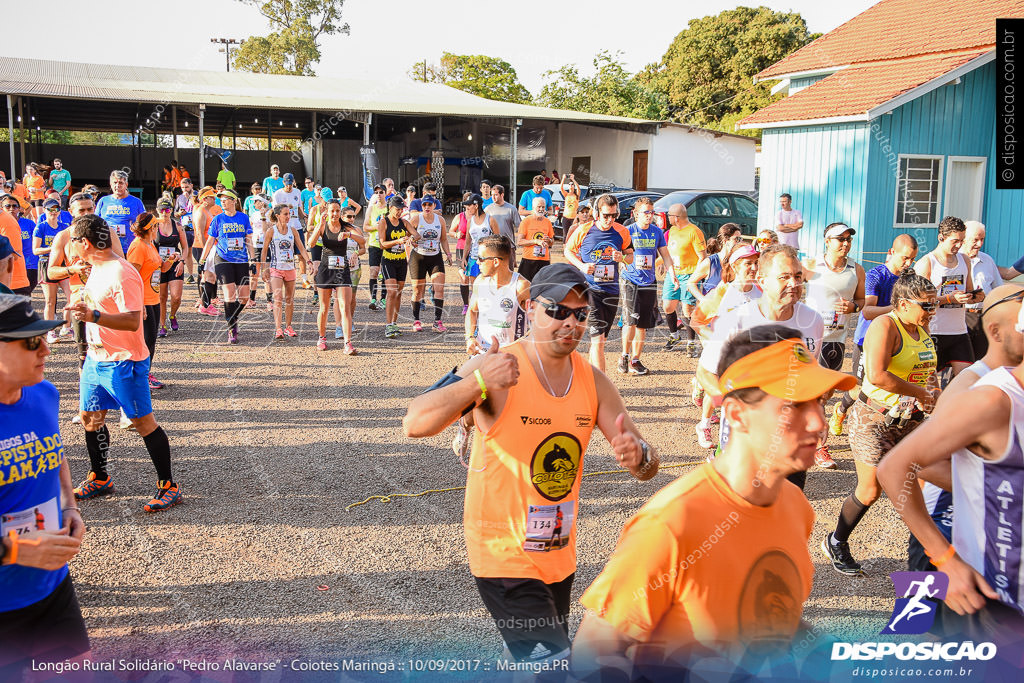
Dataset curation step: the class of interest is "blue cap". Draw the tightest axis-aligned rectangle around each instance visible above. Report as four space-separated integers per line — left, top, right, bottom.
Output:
320 187 334 201
0 235 14 261
420 196 437 208
283 173 295 183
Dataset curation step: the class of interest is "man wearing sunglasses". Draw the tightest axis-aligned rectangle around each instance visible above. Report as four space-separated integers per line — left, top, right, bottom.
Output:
663 204 707 356
565 194 633 372
404 262 658 668
0 294 90 671
465 236 530 355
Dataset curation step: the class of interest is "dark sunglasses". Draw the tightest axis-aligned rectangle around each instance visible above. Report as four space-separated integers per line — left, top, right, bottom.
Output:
0 334 45 350
908 299 938 313
830 236 853 244
539 301 588 322
2 204 18 210
599 212 617 219
375 190 385 195
980 289 1024 318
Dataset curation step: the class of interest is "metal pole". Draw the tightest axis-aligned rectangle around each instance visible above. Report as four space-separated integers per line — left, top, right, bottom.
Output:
6 96 14 181
511 125 518 204
172 105 178 162
363 113 370 146
267 112 272 168
17 97 24 174
198 104 205 187
311 111 316 180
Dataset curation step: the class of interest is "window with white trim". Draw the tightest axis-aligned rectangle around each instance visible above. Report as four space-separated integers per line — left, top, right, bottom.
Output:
894 155 943 227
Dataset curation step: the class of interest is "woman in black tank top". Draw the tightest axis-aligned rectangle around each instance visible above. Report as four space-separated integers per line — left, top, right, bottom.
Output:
307 199 366 353
154 203 190 336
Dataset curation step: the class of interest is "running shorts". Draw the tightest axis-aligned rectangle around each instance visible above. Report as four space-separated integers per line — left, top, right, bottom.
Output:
474 574 573 663
621 280 658 329
79 356 152 418
214 260 250 287
587 289 620 338
409 252 445 280
381 258 408 282
516 258 549 283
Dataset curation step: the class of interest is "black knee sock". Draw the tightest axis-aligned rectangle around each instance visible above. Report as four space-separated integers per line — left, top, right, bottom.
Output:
412 300 421 321
225 301 242 330
249 288 256 302
460 284 470 306
142 426 173 483
682 317 695 341
200 282 211 307
666 312 678 334
369 278 378 301
197 277 204 301
85 426 110 479
433 298 444 321
833 491 871 544
839 391 856 413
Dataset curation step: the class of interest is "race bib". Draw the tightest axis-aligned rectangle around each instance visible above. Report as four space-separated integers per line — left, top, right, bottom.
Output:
158 247 175 260
533 243 548 258
226 237 244 251
348 254 360 269
327 255 344 270
594 264 615 282
821 309 845 331
939 274 965 309
524 501 575 553
1 497 59 536
635 254 654 270
180 214 193 227
114 224 126 237
150 269 161 291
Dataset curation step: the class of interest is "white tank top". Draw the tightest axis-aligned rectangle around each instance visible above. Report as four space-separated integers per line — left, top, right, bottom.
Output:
268 226 296 271
250 211 268 248
923 252 969 335
951 366 1024 612
414 213 443 256
806 257 859 343
346 231 360 269
718 282 762 317
468 215 492 261
474 272 524 349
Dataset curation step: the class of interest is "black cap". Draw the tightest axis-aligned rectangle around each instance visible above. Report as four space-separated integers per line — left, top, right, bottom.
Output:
0 294 64 338
156 197 174 210
529 263 592 303
42 198 61 210
463 193 483 209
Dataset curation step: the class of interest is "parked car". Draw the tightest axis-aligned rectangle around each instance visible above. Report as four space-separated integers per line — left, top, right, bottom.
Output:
652 190 758 238
579 191 666 226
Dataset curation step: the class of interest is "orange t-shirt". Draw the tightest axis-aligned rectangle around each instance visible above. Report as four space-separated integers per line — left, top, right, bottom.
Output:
193 205 222 249
12 183 28 201
127 238 162 306
25 175 45 201
580 463 814 658
518 216 554 261
463 341 598 583
0 212 28 289
667 223 707 274
170 168 182 189
79 257 148 362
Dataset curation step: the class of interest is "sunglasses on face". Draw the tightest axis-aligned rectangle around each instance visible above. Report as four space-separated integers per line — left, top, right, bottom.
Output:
539 301 588 322
908 299 937 313
2 204 17 210
831 236 853 244
0 334 45 350
159 208 172 213
637 210 654 215
599 212 617 219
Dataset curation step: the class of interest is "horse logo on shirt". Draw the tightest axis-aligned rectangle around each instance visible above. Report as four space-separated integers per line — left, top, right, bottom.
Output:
531 433 582 501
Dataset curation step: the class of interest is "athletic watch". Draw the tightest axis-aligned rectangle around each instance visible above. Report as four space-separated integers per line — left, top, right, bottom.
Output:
91 309 101 324
639 440 651 468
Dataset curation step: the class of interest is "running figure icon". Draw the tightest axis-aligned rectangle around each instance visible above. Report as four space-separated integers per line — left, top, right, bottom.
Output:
887 574 939 632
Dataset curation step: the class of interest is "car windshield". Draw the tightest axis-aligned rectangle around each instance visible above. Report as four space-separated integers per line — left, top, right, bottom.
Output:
653 191 699 210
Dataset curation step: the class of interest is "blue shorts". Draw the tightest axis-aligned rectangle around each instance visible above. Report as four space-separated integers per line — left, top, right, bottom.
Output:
465 258 480 278
79 356 153 418
662 273 697 305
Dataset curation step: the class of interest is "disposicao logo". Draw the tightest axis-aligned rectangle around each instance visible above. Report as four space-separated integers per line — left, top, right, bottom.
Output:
882 571 947 634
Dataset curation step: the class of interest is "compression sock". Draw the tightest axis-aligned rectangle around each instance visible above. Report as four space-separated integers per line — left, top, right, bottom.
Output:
433 298 444 321
369 278 378 302
200 282 211 308
412 300 421 321
460 284 470 306
839 391 856 413
226 301 242 329
682 317 695 341
832 491 871 544
85 426 110 479
666 312 678 334
142 426 173 482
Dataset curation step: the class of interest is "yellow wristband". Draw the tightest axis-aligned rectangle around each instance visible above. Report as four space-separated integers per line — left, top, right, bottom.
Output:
929 544 956 568
474 369 487 401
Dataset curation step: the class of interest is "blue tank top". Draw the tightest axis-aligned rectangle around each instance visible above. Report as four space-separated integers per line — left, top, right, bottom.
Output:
702 253 722 295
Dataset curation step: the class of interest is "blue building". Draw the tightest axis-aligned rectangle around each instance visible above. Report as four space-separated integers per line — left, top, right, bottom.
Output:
740 0 1024 267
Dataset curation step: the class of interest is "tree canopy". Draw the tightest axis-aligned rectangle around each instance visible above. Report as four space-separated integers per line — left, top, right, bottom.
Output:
233 0 350 76
537 51 668 120
408 54 531 104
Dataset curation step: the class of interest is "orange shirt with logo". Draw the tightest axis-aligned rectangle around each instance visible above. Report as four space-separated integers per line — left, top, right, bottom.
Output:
464 340 598 583
25 175 45 201
0 212 28 289
518 216 554 261
193 204 222 249
580 463 814 657
667 223 707 274
127 239 162 306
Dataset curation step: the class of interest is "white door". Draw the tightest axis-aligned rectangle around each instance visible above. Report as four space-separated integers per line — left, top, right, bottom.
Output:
944 157 986 222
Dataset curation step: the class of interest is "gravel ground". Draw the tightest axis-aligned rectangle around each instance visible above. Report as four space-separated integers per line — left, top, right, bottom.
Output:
33 245 910 680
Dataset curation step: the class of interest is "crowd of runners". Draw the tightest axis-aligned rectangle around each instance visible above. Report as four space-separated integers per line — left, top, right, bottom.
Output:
2 160 1024 678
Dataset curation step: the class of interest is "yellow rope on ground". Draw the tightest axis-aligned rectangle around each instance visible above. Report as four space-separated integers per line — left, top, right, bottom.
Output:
344 461 703 511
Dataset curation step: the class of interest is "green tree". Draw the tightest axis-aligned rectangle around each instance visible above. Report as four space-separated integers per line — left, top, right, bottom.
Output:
233 0 350 76
646 6 818 136
408 53 531 104
538 51 668 120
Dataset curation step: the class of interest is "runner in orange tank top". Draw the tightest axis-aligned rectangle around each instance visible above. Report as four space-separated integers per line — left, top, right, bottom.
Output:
404 262 659 666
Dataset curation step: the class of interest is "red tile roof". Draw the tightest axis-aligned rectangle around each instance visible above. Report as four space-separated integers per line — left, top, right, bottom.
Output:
741 50 988 127
757 0 1018 80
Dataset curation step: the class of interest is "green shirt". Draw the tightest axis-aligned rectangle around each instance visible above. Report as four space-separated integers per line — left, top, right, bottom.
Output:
216 169 236 190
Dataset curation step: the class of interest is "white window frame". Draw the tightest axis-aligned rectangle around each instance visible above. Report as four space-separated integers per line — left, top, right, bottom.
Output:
944 156 987 222
893 154 944 228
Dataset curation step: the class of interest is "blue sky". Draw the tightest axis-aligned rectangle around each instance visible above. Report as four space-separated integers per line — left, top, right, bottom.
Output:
8 0 878 91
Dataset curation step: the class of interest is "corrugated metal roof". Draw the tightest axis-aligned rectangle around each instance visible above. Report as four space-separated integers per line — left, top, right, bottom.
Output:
0 56 654 127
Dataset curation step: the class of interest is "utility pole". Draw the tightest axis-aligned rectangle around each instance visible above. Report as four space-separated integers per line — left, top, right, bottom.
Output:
210 38 244 72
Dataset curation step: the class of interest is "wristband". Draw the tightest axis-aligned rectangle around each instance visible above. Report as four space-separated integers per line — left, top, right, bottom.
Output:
928 544 956 568
2 530 17 566
474 369 487 401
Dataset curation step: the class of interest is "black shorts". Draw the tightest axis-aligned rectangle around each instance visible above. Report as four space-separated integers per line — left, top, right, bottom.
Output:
160 257 184 283
409 252 445 280
311 245 323 262
820 341 845 371
933 333 975 369
315 262 352 288
966 309 988 359
368 246 383 268
516 258 549 283
192 247 205 273
621 280 658 329
24 268 38 292
214 260 250 286
184 230 195 249
587 289 620 338
37 255 66 286
381 257 408 282
0 574 90 671
474 574 573 662
851 343 865 382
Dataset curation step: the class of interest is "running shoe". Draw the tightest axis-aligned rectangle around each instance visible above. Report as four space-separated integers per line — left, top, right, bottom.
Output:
119 412 135 430
617 354 629 374
413 320 423 332
385 324 398 339
199 304 218 316
46 330 58 344
335 326 344 339
228 329 239 344
344 342 357 355
186 274 195 284
815 446 837 469
74 472 114 500
709 412 720 425
317 336 327 351
274 329 284 340
462 304 469 316
71 414 81 424
368 299 379 311
821 533 864 576
266 301 274 312
148 374 165 390
58 326 72 340
393 324 403 336
144 480 181 512
169 315 179 331
629 359 649 375
616 316 623 328
663 334 680 351
284 326 297 338
311 293 319 306
689 341 702 358
695 422 715 449
301 278 312 290
433 320 447 333
690 376 704 408
829 404 847 436
158 327 167 338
